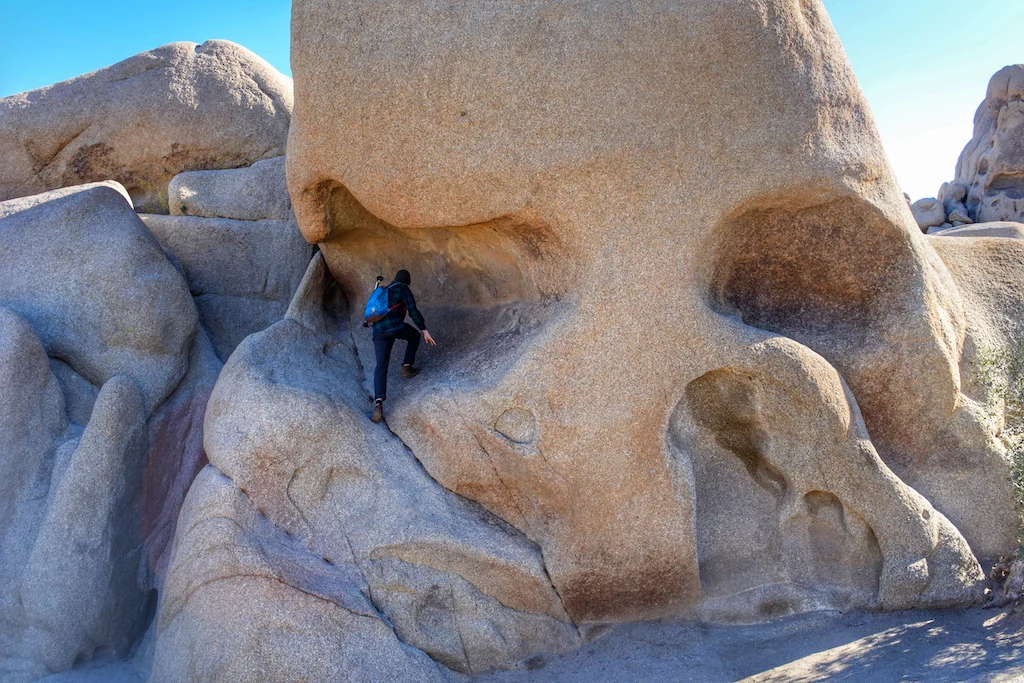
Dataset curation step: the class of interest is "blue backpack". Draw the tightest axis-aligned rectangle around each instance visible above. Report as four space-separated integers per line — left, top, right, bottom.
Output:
364 282 401 323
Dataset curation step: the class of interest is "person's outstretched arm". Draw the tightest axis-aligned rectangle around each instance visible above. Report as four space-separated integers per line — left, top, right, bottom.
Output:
401 285 436 345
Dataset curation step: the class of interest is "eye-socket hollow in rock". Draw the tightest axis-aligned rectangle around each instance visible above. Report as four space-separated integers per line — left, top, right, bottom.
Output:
707 189 967 472
303 179 574 393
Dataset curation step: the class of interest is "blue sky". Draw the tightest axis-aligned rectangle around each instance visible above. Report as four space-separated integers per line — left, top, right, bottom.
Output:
1 1 1022 200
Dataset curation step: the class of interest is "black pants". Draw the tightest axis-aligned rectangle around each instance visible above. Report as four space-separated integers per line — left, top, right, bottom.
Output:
373 323 420 400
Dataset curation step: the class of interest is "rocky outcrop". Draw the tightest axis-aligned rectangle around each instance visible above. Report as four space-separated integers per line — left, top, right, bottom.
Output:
142 157 313 360
152 255 581 681
0 35 304 683
908 64 1024 232
0 184 216 680
140 213 313 361
281 0 997 639
0 184 196 411
941 65 1024 225
0 40 292 213
20 376 150 674
8 4 1024 681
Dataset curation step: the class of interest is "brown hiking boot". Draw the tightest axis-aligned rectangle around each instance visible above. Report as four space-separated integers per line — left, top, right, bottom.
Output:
371 400 384 423
402 365 420 379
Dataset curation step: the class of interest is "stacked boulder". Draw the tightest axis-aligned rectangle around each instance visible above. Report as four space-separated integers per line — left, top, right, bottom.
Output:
910 191 980 234
0 184 216 681
143 157 314 361
911 64 1024 238
6 6 1024 683
946 65 1024 226
0 41 311 681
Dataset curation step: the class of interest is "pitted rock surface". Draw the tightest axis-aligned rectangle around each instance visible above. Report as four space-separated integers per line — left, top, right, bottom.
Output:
947 64 1024 224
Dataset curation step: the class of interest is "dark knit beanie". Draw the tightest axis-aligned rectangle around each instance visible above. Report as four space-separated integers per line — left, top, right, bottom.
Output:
395 269 411 285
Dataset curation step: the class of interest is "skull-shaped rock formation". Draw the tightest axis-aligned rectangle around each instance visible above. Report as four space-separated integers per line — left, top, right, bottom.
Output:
947 64 1024 224
153 1 1024 677
282 0 1006 628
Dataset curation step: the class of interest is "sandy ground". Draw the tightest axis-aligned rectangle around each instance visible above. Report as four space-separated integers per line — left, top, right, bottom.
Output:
40 608 1024 682
457 608 1024 683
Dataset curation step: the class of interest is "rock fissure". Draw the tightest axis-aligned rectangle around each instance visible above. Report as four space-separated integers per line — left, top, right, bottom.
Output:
204 461 462 670
534 443 571 487
448 575 474 675
469 429 534 535
376 404 580 631
377 402 533 545
337 526 391 623
178 572 381 622
535 550 581 634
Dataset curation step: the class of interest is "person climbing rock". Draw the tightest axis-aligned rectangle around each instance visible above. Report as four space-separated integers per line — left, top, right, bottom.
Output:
369 269 436 423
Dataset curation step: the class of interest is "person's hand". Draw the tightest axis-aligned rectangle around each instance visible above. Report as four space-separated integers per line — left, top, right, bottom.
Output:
423 330 437 346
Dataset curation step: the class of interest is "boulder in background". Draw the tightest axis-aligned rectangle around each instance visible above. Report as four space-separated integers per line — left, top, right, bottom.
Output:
0 40 292 213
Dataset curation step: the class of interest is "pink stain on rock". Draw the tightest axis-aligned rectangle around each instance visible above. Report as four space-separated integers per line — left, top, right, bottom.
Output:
142 388 211 583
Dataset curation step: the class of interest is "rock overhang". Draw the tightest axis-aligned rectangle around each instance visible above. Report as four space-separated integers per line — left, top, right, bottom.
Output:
279 0 1006 626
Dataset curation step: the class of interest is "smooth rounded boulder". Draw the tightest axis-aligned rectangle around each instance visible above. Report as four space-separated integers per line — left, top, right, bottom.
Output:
911 197 947 229
0 182 208 680
0 184 198 412
0 40 293 213
169 156 292 221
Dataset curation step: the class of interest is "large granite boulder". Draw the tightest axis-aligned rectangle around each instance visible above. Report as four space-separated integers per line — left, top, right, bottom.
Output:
280 0 1000 644
0 184 197 411
0 184 216 680
19 376 150 676
0 309 70 682
140 213 313 360
947 64 1024 224
152 255 580 681
0 40 292 213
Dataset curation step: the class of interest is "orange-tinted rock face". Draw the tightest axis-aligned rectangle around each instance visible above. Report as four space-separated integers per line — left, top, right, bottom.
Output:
284 0 1001 625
